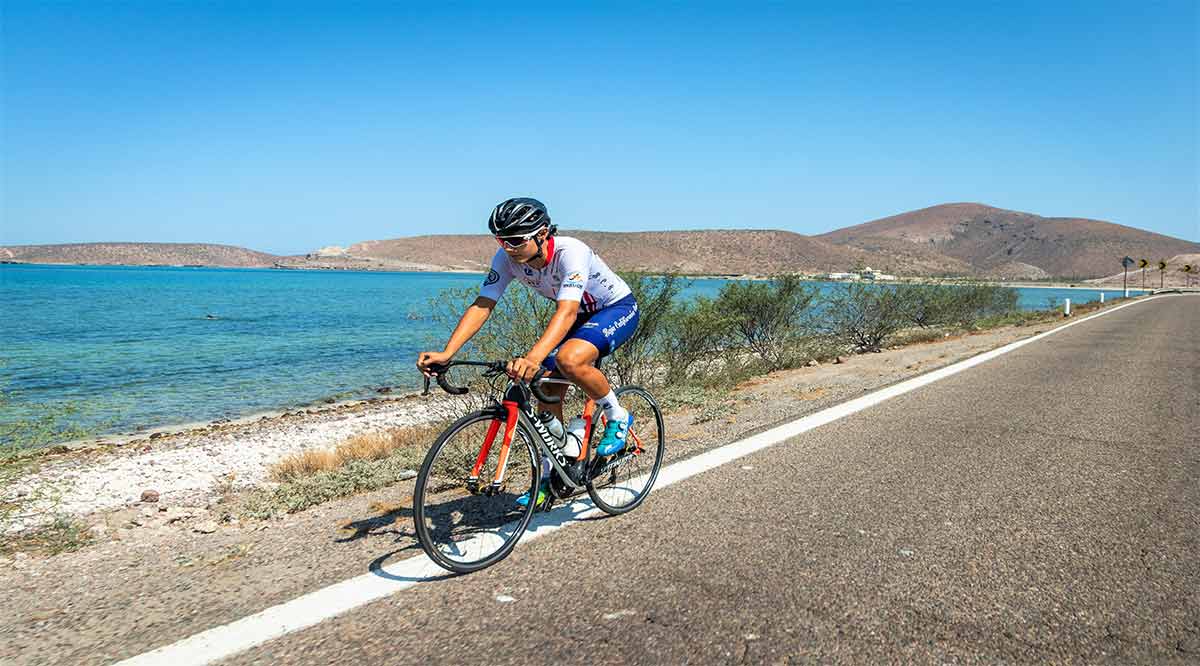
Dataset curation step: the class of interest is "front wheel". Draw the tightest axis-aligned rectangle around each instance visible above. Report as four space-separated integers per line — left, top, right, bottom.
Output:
587 386 665 515
413 409 540 573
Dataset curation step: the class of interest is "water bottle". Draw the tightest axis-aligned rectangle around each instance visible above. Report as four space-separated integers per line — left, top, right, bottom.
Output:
563 417 587 458
538 411 565 443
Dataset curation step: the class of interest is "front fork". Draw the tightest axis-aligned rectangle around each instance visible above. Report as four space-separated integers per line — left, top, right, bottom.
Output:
466 400 519 495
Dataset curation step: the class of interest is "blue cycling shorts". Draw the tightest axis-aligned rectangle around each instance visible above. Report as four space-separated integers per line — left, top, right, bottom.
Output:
541 294 639 372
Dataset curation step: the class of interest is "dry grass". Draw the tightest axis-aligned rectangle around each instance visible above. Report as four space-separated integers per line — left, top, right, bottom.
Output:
890 327 951 346
268 423 443 482
791 387 829 401
1 515 93 557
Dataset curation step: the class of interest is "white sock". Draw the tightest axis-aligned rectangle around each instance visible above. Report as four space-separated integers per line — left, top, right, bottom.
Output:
597 390 627 421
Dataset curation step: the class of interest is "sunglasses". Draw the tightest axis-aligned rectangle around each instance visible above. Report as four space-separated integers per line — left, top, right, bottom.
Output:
495 230 540 249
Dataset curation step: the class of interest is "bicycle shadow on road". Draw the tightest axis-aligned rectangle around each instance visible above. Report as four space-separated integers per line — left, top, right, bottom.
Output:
335 500 421 548
367 548 458 583
342 489 621 582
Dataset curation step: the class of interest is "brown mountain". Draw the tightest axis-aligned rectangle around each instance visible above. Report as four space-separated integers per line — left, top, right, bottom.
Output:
818 203 1200 279
345 230 940 276
0 242 280 267
7 203 1194 279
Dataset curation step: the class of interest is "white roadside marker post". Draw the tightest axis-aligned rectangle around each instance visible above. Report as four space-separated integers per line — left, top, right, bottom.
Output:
1100 292 1105 303
1064 298 1071 317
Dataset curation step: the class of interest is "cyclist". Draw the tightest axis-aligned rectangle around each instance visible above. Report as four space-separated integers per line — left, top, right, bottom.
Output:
417 197 639 507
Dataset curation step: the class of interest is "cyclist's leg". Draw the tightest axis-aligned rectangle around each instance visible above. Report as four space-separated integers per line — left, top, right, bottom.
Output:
537 381 569 422
552 295 639 397
555 296 641 455
550 338 605 399
536 308 594 420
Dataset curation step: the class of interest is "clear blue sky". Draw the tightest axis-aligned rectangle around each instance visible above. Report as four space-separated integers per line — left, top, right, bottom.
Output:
2 1 1196 255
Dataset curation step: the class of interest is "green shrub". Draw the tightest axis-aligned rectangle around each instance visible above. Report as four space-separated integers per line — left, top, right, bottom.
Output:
604 273 688 387
656 297 735 384
822 283 910 352
895 283 1018 329
713 276 819 371
954 284 1019 326
427 285 557 363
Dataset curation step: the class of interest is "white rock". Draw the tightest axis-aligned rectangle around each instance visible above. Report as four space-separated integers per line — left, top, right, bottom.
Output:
193 520 219 534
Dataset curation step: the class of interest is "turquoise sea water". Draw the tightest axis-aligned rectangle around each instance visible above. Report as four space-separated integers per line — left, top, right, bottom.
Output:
0 264 1137 442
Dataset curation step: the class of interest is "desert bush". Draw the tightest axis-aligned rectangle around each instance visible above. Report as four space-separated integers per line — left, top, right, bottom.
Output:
656 297 735 384
822 282 910 352
428 285 556 362
896 283 1018 329
713 275 820 371
896 284 954 328
953 284 1019 326
604 273 688 387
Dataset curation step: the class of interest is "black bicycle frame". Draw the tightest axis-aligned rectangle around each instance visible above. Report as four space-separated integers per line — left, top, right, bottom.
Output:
500 381 589 491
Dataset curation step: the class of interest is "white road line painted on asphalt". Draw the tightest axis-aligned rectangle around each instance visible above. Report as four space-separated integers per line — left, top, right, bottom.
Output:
113 295 1166 666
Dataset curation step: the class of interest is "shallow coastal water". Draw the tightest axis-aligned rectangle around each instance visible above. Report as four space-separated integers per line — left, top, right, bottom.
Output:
0 264 1133 443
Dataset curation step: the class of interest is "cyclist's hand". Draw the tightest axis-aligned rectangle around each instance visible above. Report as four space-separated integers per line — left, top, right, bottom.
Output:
506 356 542 382
417 351 452 377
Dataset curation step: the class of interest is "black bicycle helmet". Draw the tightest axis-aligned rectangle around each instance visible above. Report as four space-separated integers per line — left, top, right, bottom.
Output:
488 197 555 236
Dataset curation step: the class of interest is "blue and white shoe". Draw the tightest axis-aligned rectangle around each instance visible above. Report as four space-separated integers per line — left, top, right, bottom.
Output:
515 482 549 509
596 413 634 456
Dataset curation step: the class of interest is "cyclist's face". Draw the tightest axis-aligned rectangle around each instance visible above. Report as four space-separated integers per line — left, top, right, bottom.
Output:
498 229 546 263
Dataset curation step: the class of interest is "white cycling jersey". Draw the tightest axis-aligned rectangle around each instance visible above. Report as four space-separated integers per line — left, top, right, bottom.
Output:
479 236 631 313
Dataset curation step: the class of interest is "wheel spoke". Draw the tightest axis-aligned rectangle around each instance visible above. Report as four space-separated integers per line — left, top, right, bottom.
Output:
414 412 539 572
588 386 664 514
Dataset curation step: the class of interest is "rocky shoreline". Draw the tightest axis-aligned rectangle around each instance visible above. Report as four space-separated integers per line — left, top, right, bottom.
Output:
2 390 451 533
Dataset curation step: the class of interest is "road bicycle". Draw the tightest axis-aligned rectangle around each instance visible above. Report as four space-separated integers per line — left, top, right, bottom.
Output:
413 359 665 573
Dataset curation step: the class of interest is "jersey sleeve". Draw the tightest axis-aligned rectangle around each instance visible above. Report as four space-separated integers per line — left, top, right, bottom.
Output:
478 250 513 302
554 243 589 302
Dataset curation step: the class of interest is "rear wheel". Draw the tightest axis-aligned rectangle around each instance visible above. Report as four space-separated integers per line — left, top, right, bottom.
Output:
413 409 540 573
587 386 665 515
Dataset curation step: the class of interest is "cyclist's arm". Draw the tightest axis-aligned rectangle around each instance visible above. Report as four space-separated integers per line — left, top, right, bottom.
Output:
440 297 497 357
525 299 579 365
440 251 512 357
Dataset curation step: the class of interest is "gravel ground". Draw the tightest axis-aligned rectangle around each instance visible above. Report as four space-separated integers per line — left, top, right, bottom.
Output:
2 394 449 533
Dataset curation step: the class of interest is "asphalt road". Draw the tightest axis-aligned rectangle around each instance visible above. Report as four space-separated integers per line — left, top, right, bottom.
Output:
208 295 1199 665
139 296 1200 664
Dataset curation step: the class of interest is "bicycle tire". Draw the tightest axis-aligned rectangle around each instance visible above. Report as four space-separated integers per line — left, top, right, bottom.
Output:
413 409 541 573
587 385 665 515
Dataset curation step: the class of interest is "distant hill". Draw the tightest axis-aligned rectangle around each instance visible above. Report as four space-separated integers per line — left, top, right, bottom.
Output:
0 243 280 268
817 203 1200 279
343 230 946 276
6 203 1195 279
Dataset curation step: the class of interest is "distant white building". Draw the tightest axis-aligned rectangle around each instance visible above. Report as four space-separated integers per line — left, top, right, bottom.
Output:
861 267 896 281
826 272 860 280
